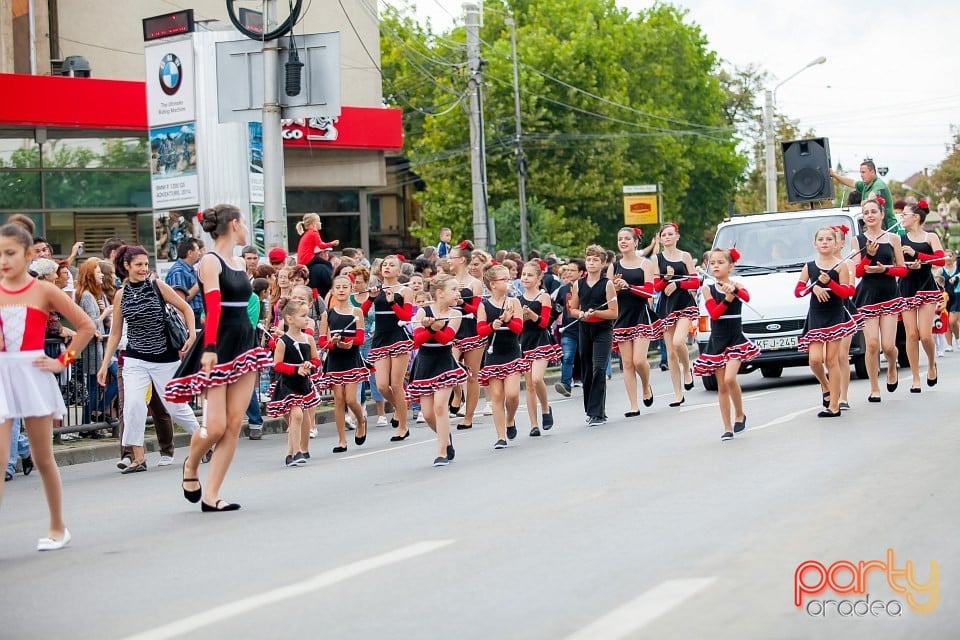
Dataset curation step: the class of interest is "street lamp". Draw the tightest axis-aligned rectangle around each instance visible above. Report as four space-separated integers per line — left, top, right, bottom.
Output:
764 56 827 212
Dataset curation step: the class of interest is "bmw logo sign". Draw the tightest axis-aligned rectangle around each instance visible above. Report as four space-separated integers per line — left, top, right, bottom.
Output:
159 53 183 96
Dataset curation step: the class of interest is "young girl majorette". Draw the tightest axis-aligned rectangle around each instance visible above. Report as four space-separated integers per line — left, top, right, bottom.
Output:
0 223 95 550
268 298 321 465
830 224 863 410
296 213 339 300
448 243 485 430
476 264 528 447
363 255 414 440
318 275 368 452
898 200 945 391
518 260 560 436
408 274 469 466
851 197 907 402
653 223 700 406
940 250 960 351
569 244 619 426
691 248 759 441
795 228 858 417
165 204 273 512
609 227 662 415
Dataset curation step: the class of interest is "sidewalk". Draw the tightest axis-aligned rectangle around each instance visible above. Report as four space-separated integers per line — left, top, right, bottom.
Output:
48 346 690 468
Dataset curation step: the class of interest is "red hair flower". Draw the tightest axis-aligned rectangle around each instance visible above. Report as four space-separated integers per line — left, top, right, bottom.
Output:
875 196 886 207
729 247 741 263
196 211 203 223
538 259 547 272
918 199 929 210
458 240 470 249
490 260 499 266
839 224 850 234
396 253 405 262
633 227 643 238
667 222 679 233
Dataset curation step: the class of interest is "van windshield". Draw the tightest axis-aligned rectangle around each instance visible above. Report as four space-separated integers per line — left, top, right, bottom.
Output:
713 215 856 269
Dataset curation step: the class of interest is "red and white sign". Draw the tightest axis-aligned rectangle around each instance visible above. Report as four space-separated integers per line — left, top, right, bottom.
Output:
280 106 403 151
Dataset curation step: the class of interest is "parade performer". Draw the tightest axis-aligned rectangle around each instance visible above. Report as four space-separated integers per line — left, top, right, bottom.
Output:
407 274 468 466
851 197 907 402
653 223 699 406
568 245 619 426
0 222 95 550
691 248 759 441
166 204 273 512
518 260 559 436
609 227 662 415
447 243 485 430
830 224 862 411
476 264 528 448
362 255 414 441
268 298 321 465
795 229 857 417
898 201 944 391
317 275 368 452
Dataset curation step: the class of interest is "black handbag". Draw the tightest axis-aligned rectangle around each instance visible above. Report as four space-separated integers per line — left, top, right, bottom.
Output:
153 280 189 350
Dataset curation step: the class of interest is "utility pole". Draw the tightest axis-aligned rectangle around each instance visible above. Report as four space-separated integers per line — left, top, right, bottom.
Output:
262 0 286 250
464 3 488 252
763 89 776 212
506 16 528 259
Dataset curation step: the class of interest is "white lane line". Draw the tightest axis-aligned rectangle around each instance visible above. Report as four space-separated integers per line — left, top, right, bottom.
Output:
123 540 454 640
338 439 434 460
678 389 778 413
565 577 716 640
747 406 817 431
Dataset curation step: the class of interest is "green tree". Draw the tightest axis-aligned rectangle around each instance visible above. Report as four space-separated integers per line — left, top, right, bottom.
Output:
931 127 960 203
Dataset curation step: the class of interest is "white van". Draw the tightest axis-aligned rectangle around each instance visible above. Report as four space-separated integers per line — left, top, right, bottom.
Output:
696 207 867 390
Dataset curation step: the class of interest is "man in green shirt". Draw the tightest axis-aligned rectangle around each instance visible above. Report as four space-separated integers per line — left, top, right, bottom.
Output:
829 159 896 229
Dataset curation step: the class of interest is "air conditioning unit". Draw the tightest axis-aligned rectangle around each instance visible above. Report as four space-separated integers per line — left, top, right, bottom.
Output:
60 56 92 77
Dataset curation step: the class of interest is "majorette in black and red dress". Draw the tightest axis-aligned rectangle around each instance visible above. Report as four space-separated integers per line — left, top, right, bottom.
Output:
612 260 663 343
363 289 415 362
796 261 859 352
518 293 561 362
692 284 760 375
654 253 700 330
165 253 272 403
852 234 907 318
476 298 529 385
406 306 469 400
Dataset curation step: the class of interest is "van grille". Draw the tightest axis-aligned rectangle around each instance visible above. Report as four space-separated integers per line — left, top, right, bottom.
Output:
743 319 805 334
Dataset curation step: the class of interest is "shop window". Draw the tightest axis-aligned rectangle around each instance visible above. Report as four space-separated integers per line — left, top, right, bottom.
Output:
43 170 151 209
43 138 149 169
286 189 360 214
0 170 41 209
0 140 40 167
286 214 360 252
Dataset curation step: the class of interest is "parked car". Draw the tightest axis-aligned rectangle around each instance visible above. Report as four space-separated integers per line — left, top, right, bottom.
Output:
697 207 868 391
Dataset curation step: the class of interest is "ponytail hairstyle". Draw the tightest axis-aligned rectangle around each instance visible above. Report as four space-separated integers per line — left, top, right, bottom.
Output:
523 259 544 282
296 213 321 236
618 226 642 249
280 297 307 322
860 197 884 217
200 204 242 240
0 222 35 252
470 249 492 267
658 222 680 237
708 247 738 266
431 272 457 296
483 263 509 288
114 245 149 281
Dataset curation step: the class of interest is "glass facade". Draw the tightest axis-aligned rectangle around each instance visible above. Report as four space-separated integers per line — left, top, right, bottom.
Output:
285 189 363 251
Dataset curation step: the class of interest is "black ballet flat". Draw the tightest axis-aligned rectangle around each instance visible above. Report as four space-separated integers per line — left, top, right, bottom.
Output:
817 409 842 418
668 397 685 408
868 395 881 403
910 387 921 394
201 499 240 512
456 423 473 430
389 430 410 442
821 392 830 408
886 378 898 392
643 391 654 407
927 376 938 387
332 445 348 453
390 416 400 428
355 434 366 445
181 461 201 504
624 410 641 417
733 415 747 433
447 435 455 461
683 380 695 391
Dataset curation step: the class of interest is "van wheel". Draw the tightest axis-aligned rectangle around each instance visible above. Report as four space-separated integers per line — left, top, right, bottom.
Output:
701 374 718 391
760 366 783 379
852 354 868 380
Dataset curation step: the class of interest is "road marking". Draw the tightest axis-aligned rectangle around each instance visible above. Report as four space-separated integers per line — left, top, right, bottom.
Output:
338 439 434 460
123 540 454 640
678 389 777 413
565 577 716 639
747 406 817 431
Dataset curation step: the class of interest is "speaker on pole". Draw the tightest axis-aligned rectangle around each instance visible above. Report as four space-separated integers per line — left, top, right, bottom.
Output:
781 137 834 203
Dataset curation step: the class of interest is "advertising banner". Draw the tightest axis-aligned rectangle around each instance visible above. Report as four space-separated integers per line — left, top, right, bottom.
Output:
623 185 660 226
248 121 264 204
150 122 199 209
144 38 196 127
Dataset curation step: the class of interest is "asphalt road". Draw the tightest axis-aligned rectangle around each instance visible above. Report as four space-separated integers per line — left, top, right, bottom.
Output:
2 355 958 639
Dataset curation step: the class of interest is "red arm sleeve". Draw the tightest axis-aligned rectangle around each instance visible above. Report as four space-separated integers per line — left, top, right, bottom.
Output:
310 358 321 368
827 280 855 299
507 317 523 334
360 298 373 316
630 282 654 298
917 250 945 266
855 256 871 278
679 277 700 290
351 328 364 345
274 362 297 375
795 281 810 298
735 287 750 302
654 278 667 292
477 321 493 337
413 327 433 348
316 335 328 349
705 298 728 321
391 302 413 321
461 296 480 315
202 290 222 348
538 304 551 328
886 265 908 278
435 326 456 344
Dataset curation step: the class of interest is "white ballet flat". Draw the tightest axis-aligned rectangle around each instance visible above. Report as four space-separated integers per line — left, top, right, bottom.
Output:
37 528 71 551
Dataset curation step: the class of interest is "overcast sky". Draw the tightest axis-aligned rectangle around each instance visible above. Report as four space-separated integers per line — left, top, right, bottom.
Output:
404 0 959 185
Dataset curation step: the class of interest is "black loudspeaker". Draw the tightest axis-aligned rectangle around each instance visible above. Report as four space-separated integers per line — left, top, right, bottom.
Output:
781 137 834 203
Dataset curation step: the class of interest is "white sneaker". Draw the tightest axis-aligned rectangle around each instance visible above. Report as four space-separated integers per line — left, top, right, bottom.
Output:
416 411 427 424
945 346 953 352
375 415 388 427
309 427 318 439
937 351 945 357
346 414 357 430
117 456 132 470
482 402 493 416
157 455 174 467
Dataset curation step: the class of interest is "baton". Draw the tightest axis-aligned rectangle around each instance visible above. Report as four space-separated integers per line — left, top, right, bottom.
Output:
696 269 765 318
558 299 616 333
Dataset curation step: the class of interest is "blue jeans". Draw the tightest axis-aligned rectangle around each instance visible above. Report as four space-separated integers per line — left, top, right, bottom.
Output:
8 419 29 475
655 338 668 366
246 386 263 425
560 333 579 388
